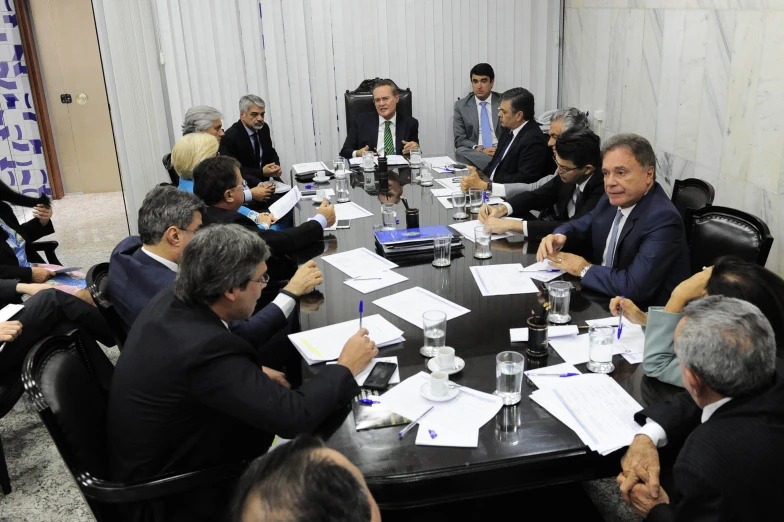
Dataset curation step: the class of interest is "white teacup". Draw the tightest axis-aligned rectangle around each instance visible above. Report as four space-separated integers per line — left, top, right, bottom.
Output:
315 189 328 200
430 371 449 397
436 347 455 370
315 170 327 181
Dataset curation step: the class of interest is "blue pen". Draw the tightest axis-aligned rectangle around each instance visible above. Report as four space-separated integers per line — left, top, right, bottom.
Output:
358 399 380 405
359 300 364 329
530 372 580 377
305 184 315 189
617 296 625 339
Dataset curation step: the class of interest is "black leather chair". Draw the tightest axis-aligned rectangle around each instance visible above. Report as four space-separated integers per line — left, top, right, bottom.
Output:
344 78 412 127
86 263 127 350
686 206 774 275
671 178 715 222
162 153 179 187
21 330 246 521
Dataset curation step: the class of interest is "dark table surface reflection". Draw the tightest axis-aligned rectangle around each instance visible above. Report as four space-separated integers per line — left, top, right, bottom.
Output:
292 166 680 508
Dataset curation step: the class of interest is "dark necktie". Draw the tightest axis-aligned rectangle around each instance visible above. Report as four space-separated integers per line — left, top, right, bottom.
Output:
485 131 513 178
253 131 261 164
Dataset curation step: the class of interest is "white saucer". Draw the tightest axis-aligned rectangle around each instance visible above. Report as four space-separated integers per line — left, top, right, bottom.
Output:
420 382 459 402
427 356 465 375
313 177 331 184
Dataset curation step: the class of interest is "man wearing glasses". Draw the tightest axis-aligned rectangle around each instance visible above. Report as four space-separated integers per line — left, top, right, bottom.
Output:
339 79 420 159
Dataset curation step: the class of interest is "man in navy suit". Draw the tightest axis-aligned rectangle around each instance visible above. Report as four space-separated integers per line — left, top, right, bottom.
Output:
537 133 690 308
339 79 420 159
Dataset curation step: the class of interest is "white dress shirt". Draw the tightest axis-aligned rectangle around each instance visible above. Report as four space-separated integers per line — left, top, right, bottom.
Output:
600 203 636 266
475 94 498 147
376 114 396 154
637 397 733 448
141 247 178 272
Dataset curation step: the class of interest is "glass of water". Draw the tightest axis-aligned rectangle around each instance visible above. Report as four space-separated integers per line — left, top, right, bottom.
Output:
362 150 375 169
420 164 433 186
432 233 452 267
335 176 351 202
495 351 524 405
547 281 572 324
421 310 447 357
474 225 493 259
409 147 421 166
587 325 615 374
333 156 344 175
469 188 483 213
451 191 467 220
381 203 397 230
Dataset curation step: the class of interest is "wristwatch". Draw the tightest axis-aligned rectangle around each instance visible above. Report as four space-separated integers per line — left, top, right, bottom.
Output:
486 181 493 193
579 264 592 279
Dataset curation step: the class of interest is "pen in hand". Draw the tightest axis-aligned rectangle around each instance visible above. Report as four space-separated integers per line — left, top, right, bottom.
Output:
617 296 624 340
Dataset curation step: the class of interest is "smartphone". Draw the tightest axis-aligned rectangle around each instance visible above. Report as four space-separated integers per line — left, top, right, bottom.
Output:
363 362 397 390
451 163 467 169
335 219 350 229
301 190 317 196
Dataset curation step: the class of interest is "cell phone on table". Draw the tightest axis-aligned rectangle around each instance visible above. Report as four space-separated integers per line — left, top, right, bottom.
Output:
363 362 397 390
335 219 350 229
451 163 467 169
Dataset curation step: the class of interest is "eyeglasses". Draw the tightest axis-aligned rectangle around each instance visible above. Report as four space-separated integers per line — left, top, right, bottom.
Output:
554 156 582 174
247 273 270 287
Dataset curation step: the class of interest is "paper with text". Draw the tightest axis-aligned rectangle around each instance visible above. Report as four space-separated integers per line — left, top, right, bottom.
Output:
373 287 470 327
470 264 539 296
321 247 398 278
268 186 302 220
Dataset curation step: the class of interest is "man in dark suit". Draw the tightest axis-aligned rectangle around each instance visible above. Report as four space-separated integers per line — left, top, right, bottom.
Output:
339 79 420 159
107 223 377 522
453 63 502 171
460 87 554 196
617 296 782 521
479 128 604 242
537 133 689 308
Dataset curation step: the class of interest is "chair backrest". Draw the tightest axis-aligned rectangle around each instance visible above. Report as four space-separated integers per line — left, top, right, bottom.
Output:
162 153 179 187
686 206 774 274
86 263 127 350
671 178 715 222
344 78 412 127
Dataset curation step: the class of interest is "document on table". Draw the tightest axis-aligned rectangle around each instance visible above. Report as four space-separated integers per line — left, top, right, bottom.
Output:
268 186 302 220
449 219 512 241
435 178 462 191
470 264 539 296
547 332 638 365
422 156 457 169
510 325 579 342
292 161 328 174
348 156 408 166
585 316 636 328
438 195 503 210
430 188 453 197
321 247 398 278
272 180 293 193
520 260 566 282
328 356 401 386
289 314 404 364
323 202 375 230
343 270 409 294
373 287 470 327
524 363 582 389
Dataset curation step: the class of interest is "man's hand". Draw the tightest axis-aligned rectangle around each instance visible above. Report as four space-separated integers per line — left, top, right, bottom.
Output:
546 252 590 276
536 234 567 262
31 267 55 283
355 145 371 157
628 479 669 517
665 266 713 314
460 166 488 192
610 296 648 326
33 204 53 226
257 212 275 227
262 164 282 177
337 328 378 376
618 434 661 503
482 146 496 157
480 216 519 235
262 366 291 388
316 198 336 227
283 260 323 296
250 184 275 202
0 321 22 343
401 140 419 155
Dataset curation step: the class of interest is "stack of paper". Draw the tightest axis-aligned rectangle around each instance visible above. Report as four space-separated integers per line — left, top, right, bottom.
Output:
520 261 566 282
379 372 503 447
529 373 644 455
449 219 512 241
547 325 645 366
435 178 462 192
373 287 470 327
323 202 374 230
292 161 329 174
429 188 453 197
288 314 404 365
321 248 409 293
470 264 539 296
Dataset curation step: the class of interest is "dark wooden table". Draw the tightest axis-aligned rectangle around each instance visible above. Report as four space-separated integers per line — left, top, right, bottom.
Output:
291 166 680 509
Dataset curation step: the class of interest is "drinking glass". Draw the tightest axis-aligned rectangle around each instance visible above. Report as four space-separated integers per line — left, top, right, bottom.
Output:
451 191 468 220
420 165 433 186
381 203 397 230
363 170 375 191
362 150 375 169
474 225 493 259
469 188 483 213
587 325 615 374
335 176 351 202
432 233 452 267
409 147 422 167
547 281 572 324
495 351 524 405
333 156 344 175
421 310 447 357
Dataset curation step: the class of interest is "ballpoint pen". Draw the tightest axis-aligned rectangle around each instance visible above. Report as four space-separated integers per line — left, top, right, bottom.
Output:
617 296 625 340
359 300 364 329
358 399 380 405
527 372 580 377
398 406 434 439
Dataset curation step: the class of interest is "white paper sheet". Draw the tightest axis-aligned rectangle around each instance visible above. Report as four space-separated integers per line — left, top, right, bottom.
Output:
52 266 82 275
416 421 479 447
585 316 636 328
272 181 293 193
268 186 302 220
343 270 409 294
435 177 462 191
292 161 328 174
323 202 375 230
321 247 398 278
422 156 457 168
348 155 408 166
469 264 540 296
510 325 579 342
328 356 401 386
373 287 470 327
524 363 582 389
0 303 23 322
448 219 512 241
429 188 453 197
520 260 566 282
547 333 629 365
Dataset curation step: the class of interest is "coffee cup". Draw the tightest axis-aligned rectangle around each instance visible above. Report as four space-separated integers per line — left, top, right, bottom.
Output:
315 170 327 182
429 371 449 397
436 347 455 370
315 189 328 201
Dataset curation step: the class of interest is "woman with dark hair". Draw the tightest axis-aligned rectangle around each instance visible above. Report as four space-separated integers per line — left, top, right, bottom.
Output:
609 256 784 387
0 180 57 283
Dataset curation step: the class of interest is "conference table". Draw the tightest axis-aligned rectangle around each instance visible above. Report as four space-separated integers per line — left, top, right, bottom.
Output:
289 165 680 510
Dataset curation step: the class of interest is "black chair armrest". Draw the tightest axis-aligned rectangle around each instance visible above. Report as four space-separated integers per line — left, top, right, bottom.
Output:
31 240 62 266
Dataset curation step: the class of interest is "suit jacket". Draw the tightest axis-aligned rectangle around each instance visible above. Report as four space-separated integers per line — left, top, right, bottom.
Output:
339 112 419 159
483 120 554 185
506 172 605 241
219 120 280 186
0 201 54 281
637 360 784 522
553 183 690 308
453 92 501 149
107 289 359 522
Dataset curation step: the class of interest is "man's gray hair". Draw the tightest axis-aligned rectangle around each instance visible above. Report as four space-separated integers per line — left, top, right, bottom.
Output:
182 105 222 135
372 79 400 97
138 186 205 245
173 224 270 307
601 133 656 169
678 296 776 397
551 108 590 133
240 94 266 113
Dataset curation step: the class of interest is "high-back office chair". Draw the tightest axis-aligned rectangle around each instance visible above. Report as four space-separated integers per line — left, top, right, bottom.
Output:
670 178 715 223
162 153 180 187
86 263 127 350
686 206 773 275
344 78 413 126
21 330 246 522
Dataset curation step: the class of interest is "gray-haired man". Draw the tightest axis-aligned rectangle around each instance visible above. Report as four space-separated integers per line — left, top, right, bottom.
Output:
182 104 225 142
618 295 783 521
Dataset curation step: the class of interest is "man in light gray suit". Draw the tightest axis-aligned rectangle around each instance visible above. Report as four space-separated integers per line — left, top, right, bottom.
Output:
453 63 501 171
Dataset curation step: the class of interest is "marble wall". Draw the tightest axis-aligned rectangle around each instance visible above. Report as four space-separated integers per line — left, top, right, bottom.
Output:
563 0 784 274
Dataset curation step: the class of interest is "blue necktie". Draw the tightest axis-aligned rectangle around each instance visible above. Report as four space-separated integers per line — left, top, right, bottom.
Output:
604 209 623 267
480 101 493 149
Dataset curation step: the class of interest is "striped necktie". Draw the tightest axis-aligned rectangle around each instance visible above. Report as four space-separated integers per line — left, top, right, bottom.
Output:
604 209 623 267
384 121 395 155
